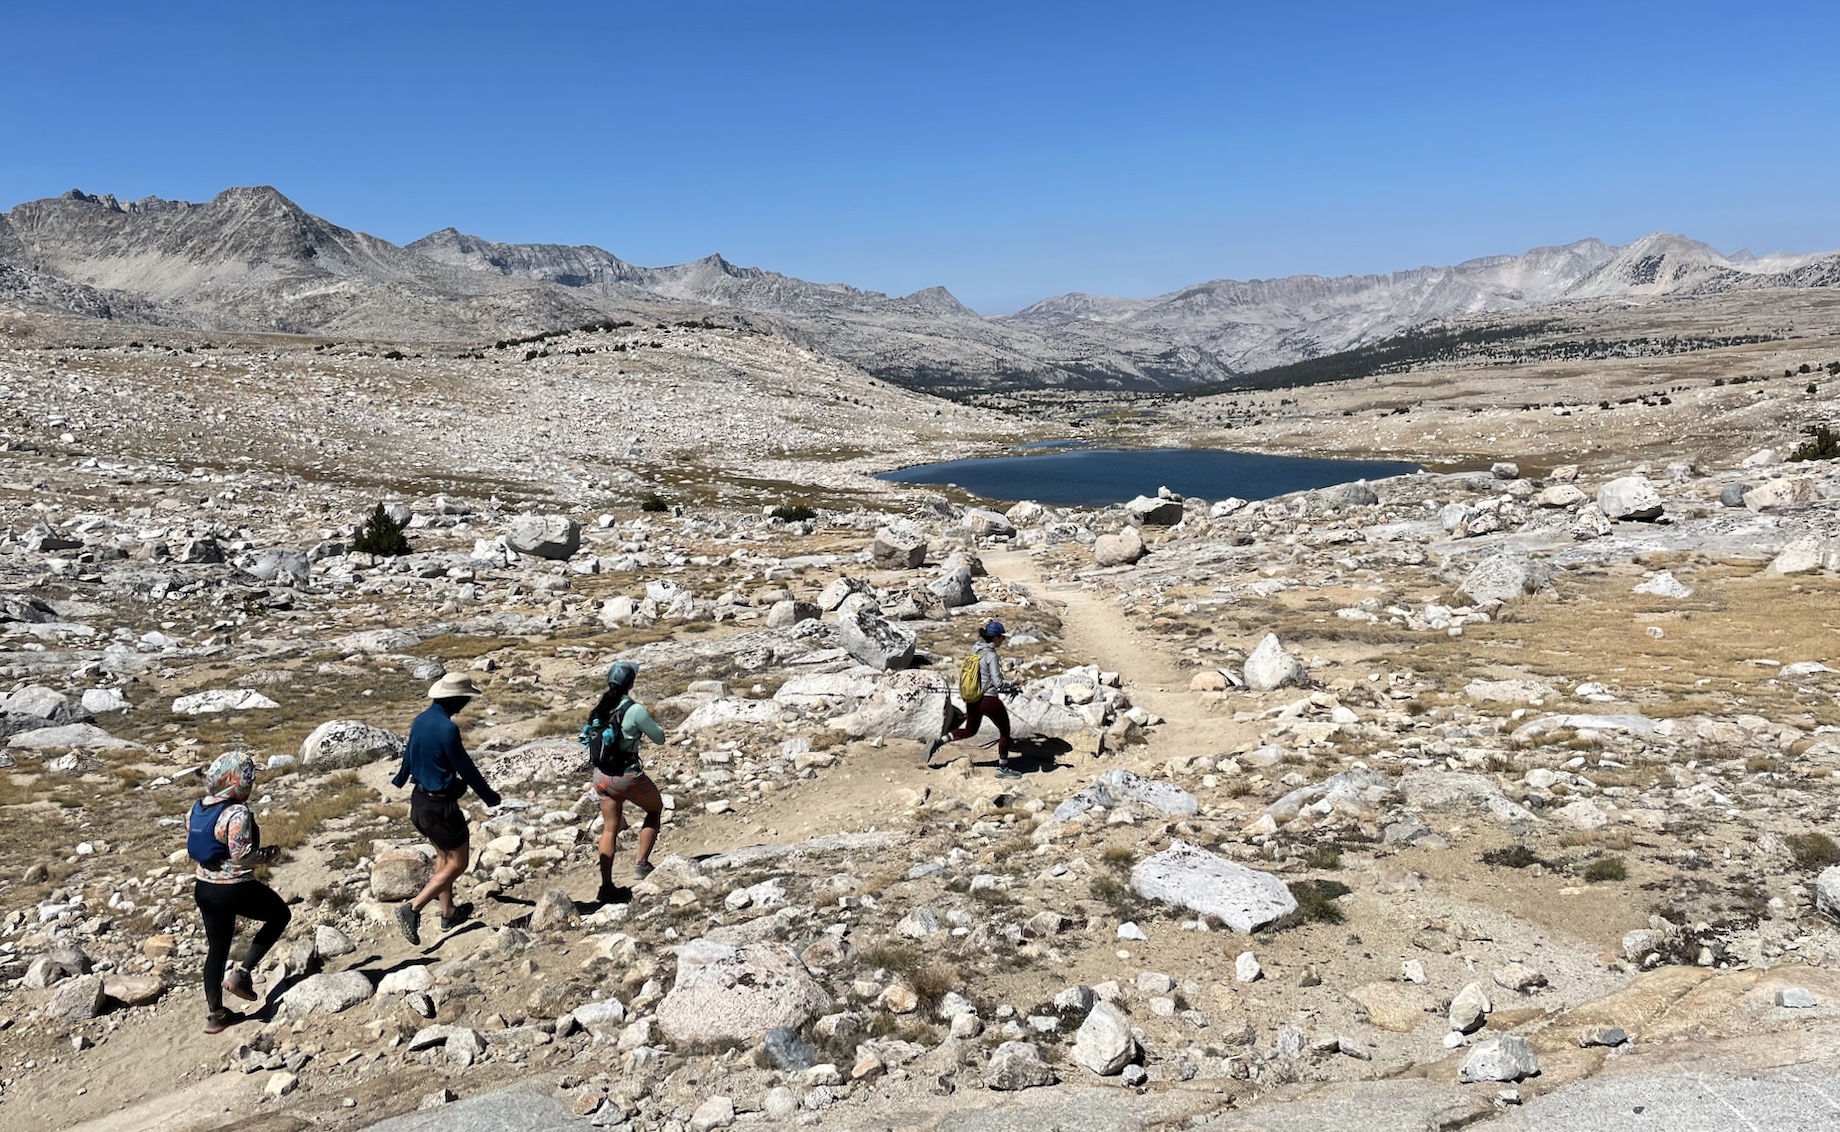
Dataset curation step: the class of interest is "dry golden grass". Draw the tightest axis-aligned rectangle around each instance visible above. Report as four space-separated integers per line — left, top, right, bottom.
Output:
1367 566 1840 730
262 772 378 857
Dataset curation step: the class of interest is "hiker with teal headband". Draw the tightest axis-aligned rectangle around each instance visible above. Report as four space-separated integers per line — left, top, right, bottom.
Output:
581 660 667 903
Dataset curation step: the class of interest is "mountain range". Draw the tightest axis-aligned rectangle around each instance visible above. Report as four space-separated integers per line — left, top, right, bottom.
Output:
1 186 1834 392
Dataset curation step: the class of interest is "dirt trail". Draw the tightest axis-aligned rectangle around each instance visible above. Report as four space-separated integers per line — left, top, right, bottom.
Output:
982 548 1249 762
664 548 1233 867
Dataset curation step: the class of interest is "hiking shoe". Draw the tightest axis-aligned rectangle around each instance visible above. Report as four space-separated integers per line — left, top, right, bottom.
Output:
632 860 655 882
595 881 621 906
995 765 1022 780
923 735 945 765
395 901 421 945
221 965 257 1002
204 1008 237 1035
439 902 473 933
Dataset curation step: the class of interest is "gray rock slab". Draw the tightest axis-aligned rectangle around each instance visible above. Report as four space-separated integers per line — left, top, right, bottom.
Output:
1486 1059 1840 1132
1130 839 1297 933
932 1085 1214 1132
359 1086 580 1131
8 723 139 750
1213 1079 1490 1131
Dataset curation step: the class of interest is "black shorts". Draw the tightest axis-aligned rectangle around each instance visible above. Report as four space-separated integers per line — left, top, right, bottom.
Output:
410 788 470 851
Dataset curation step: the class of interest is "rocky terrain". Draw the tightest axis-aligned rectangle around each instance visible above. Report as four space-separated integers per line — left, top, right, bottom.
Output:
0 288 1838 1132
4 186 1837 394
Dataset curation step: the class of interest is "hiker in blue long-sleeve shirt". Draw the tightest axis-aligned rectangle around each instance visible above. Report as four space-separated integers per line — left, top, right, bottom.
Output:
391 672 501 945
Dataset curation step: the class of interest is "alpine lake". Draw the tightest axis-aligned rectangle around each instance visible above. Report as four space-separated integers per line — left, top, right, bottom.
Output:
879 445 1421 507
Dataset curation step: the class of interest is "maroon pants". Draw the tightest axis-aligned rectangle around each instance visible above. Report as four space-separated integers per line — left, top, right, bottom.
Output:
948 695 1011 759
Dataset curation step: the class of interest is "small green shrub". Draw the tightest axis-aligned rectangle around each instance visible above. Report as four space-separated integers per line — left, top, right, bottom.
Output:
1481 845 1542 870
1287 879 1351 925
351 503 411 557
1789 425 1840 462
1582 856 1627 883
639 492 668 512
1304 845 1342 870
770 504 817 522
1787 832 1840 868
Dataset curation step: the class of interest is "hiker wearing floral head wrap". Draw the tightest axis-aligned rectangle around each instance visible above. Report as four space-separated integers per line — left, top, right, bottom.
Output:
187 751 290 1034
205 750 257 803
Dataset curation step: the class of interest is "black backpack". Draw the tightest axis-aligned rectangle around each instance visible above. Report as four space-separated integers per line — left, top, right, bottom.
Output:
584 699 638 775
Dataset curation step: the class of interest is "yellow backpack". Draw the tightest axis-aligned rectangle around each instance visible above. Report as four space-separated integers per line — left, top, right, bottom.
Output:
958 652 984 702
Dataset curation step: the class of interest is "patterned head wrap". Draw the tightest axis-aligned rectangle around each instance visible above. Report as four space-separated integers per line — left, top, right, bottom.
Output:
205 751 257 803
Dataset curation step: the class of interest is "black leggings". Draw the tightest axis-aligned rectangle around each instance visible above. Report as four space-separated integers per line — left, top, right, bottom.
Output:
194 880 291 1012
948 695 1012 760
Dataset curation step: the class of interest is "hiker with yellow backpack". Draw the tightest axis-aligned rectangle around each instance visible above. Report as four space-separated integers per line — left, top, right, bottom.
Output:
926 619 1022 777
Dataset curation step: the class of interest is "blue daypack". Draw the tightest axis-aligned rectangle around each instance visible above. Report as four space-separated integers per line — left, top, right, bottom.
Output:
187 799 232 868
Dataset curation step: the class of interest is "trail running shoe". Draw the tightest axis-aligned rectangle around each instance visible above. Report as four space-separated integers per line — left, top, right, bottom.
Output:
221 965 257 1002
632 860 655 882
439 902 473 933
204 1008 236 1034
923 735 945 765
995 765 1022 780
596 881 620 906
395 901 421 945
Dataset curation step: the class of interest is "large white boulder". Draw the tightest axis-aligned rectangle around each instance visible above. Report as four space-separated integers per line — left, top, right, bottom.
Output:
1817 866 1840 922
172 689 279 715
1534 484 1587 508
656 939 832 1046
370 847 434 901
300 720 406 769
928 568 977 608
0 686 88 724
871 525 928 569
963 508 1017 538
1071 1000 1138 1075
1458 1036 1541 1082
9 723 138 750
1093 527 1146 567
1595 476 1663 521
1457 552 1552 604
1125 496 1184 526
827 671 953 742
1241 634 1306 691
1130 840 1298 933
282 970 375 1015
1744 476 1820 511
505 515 581 560
837 606 914 671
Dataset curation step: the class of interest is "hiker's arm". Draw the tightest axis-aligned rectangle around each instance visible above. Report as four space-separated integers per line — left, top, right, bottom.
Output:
629 704 667 745
449 740 501 808
390 746 410 789
224 807 275 862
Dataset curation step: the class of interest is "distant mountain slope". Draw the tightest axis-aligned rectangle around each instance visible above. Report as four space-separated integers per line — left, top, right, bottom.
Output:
0 188 643 338
1 185 1834 390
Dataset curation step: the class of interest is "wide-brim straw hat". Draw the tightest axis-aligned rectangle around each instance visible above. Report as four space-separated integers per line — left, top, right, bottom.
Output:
427 672 483 699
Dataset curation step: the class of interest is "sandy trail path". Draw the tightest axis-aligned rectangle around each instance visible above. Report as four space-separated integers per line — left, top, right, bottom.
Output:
981 548 1249 763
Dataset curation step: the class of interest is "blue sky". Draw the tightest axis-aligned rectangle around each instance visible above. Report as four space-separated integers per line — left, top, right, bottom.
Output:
4 1 1836 313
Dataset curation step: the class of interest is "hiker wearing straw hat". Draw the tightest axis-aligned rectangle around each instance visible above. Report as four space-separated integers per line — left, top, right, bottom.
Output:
390 670 502 945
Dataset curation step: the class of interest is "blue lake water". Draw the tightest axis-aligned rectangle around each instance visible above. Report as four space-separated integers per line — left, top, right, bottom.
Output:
879 447 1420 507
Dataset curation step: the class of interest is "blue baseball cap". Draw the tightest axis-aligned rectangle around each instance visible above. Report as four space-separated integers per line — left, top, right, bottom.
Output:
983 620 1007 637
